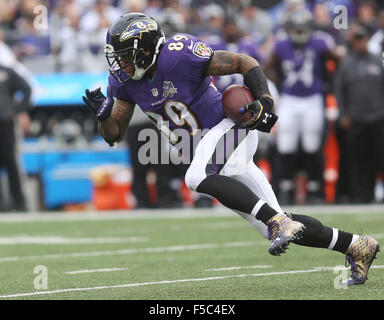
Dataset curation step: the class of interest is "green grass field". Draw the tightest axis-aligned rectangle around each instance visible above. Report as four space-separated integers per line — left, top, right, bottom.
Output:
0 205 383 300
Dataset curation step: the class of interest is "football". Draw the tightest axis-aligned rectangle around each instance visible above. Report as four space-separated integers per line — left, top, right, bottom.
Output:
221 84 255 124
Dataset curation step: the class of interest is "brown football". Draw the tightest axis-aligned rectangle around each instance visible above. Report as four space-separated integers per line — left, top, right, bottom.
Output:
221 84 254 124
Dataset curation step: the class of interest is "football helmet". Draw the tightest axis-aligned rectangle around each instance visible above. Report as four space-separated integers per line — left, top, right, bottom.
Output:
105 13 165 82
285 9 313 46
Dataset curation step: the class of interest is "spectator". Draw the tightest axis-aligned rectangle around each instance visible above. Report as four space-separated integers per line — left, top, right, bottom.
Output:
208 17 263 92
16 14 51 57
141 0 164 17
155 7 187 38
189 0 217 28
119 0 148 13
163 0 190 26
236 0 273 42
0 63 32 212
50 0 85 72
0 0 18 39
334 22 384 203
222 0 246 18
367 9 384 57
312 3 333 33
79 0 123 72
356 0 378 33
195 3 225 39
14 0 51 54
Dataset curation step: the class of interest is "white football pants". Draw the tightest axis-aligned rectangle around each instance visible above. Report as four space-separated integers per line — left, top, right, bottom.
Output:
185 118 283 239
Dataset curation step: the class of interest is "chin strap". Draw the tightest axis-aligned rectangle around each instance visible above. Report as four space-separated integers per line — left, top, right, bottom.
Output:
133 35 165 80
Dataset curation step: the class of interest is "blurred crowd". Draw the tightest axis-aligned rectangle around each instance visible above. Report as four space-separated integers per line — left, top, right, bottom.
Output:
1 0 384 210
0 0 381 73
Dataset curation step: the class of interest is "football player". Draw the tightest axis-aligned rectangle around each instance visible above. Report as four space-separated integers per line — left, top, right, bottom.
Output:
83 13 379 285
265 9 337 205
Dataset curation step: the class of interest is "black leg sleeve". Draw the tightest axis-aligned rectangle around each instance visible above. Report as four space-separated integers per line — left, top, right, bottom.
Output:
196 174 260 214
289 214 333 249
290 213 353 253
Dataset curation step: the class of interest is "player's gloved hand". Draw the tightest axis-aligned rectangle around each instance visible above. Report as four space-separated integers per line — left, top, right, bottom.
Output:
82 87 113 121
238 96 278 133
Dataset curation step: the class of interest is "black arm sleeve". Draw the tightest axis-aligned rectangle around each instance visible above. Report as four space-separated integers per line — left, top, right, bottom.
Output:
244 66 272 101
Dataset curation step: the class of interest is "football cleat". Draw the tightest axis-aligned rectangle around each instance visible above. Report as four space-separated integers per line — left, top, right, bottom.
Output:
342 235 380 286
266 213 305 256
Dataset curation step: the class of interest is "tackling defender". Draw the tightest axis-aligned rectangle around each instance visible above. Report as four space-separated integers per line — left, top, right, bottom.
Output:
83 13 379 286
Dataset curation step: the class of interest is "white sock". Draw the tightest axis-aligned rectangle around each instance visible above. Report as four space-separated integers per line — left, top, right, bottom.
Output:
251 200 266 217
349 234 360 247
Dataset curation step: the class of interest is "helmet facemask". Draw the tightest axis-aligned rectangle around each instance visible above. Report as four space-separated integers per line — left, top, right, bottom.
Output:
105 35 165 82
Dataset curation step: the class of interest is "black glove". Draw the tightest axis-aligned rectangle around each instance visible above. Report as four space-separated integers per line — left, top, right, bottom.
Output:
238 96 278 133
82 87 113 121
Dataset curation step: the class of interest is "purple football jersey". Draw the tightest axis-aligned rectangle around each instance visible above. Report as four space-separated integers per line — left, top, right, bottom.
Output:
108 33 225 146
274 31 335 97
208 36 263 92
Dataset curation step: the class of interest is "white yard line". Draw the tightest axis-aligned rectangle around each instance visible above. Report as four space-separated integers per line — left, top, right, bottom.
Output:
367 233 384 239
313 265 384 271
4 265 383 299
0 204 383 223
1 265 383 299
0 236 148 245
0 269 324 299
202 222 251 230
206 265 272 271
65 268 129 275
0 209 234 223
0 241 264 262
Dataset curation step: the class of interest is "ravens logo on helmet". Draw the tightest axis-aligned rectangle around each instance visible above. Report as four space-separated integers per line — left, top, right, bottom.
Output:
105 13 165 82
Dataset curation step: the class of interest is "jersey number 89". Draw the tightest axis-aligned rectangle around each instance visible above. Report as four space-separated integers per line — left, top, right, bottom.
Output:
146 100 199 145
167 35 189 51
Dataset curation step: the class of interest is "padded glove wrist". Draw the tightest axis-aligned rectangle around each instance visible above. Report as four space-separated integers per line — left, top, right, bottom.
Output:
238 97 278 132
82 87 113 121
